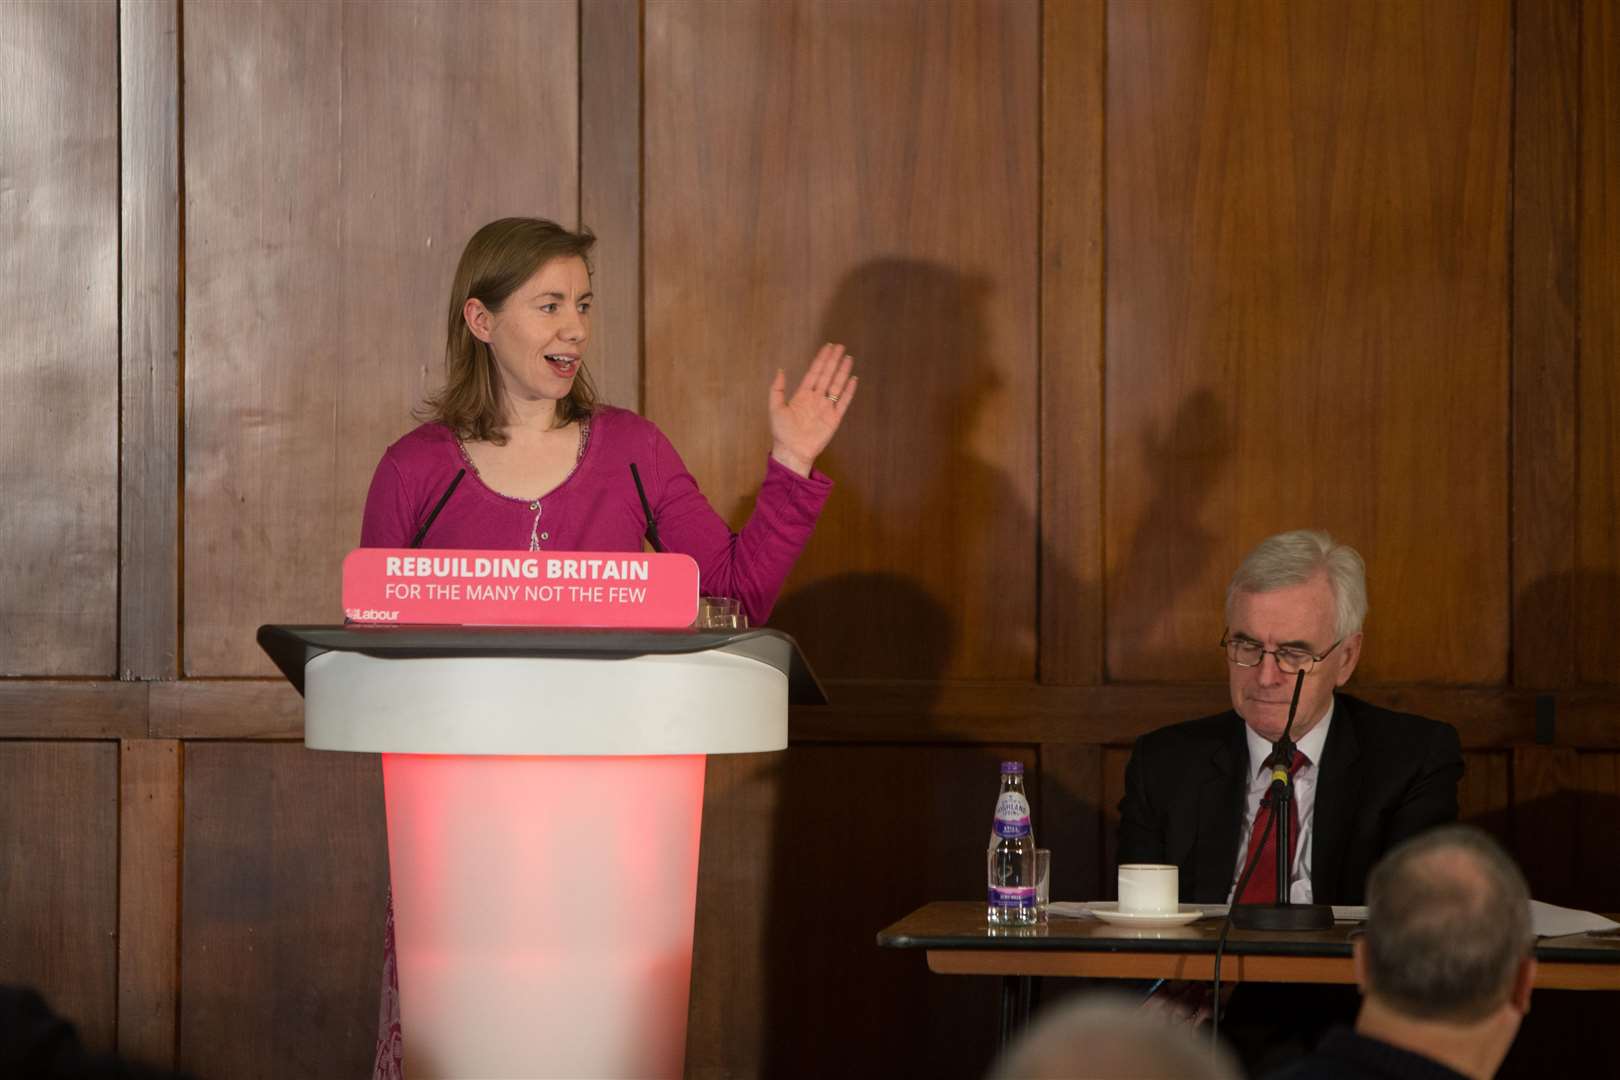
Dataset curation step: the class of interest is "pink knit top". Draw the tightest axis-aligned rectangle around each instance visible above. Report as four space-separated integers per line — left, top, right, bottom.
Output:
360 406 832 624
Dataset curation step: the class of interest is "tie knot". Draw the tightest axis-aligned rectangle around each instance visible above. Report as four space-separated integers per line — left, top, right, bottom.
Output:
1257 748 1309 811
1268 747 1309 775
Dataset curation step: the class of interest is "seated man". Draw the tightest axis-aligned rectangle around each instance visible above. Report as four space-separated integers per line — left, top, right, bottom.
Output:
1118 529 1462 906
1266 825 1536 1080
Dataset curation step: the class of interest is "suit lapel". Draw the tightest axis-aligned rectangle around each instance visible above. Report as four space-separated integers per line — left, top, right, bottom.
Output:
1194 716 1250 903
1310 693 1362 903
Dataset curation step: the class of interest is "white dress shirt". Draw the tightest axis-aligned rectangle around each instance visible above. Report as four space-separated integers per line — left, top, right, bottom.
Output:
1227 701 1334 904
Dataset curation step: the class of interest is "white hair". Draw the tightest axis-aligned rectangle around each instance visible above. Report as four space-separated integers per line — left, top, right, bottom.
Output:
1225 529 1367 640
987 994 1242 1080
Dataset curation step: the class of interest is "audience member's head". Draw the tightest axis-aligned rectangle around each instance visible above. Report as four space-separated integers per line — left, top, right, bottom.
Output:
986 993 1242 1080
1360 824 1533 1022
1351 825 1536 1079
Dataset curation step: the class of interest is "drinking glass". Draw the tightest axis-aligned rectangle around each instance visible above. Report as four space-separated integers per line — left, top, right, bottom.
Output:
1035 849 1052 922
697 596 747 630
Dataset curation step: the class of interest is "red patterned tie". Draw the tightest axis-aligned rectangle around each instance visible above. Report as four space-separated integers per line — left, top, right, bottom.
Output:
1236 749 1308 905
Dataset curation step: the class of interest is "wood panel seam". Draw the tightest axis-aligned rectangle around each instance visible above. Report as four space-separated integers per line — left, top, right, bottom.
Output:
3 677 1609 745
118 0 182 681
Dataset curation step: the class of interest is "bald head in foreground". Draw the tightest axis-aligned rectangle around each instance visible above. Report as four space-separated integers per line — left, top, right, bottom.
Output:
986 995 1241 1080
1266 825 1536 1080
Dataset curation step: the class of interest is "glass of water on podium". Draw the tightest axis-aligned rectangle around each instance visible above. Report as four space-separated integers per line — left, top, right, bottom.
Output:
697 596 747 630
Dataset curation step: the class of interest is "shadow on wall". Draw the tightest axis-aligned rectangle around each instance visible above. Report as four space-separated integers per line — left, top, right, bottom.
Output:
1104 387 1231 680
1474 781 1620 1080
1514 569 1620 690
1458 570 1620 1080
1501 569 1620 909
740 258 1085 1076
747 256 1071 683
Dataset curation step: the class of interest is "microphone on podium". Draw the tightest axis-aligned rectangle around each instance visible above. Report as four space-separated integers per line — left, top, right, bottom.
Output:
409 468 466 549
629 463 664 552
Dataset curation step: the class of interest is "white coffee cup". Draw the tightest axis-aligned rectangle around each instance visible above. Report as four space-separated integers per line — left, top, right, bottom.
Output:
1117 863 1179 914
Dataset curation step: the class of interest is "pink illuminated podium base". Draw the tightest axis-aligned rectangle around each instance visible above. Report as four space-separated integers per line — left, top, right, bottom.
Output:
258 626 822 1080
383 754 705 1077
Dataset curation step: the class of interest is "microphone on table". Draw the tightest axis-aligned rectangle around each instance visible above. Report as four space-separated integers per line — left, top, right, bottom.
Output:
409 468 466 549
1230 667 1334 931
1212 667 1334 1045
629 463 664 553
1270 667 1306 785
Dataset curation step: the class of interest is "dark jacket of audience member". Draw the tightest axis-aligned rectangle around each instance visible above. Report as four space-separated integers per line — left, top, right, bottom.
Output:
1264 825 1536 1080
0 986 193 1080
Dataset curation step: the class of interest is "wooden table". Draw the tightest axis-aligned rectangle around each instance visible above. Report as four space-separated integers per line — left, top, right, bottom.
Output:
877 901 1620 1042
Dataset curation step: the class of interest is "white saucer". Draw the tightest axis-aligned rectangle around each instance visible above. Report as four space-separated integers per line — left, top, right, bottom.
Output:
1082 902 1205 928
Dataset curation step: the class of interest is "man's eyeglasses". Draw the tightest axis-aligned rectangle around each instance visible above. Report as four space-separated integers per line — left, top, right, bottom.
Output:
1219 633 1342 675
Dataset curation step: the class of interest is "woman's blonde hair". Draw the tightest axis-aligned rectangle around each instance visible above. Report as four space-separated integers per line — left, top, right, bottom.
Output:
419 217 598 443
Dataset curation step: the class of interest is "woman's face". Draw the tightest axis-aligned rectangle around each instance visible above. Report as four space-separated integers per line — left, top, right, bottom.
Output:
471 255 592 406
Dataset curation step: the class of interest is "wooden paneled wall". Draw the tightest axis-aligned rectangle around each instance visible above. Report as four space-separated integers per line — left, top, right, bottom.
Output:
646 0 1041 682
182 0 580 677
0 0 120 676
1104 0 1511 685
0 1 1617 1077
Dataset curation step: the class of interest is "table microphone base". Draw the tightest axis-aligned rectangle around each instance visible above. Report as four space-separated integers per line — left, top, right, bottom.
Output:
1229 903 1335 931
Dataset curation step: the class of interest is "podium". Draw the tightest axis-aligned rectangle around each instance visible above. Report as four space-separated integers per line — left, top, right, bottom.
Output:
259 624 824 1079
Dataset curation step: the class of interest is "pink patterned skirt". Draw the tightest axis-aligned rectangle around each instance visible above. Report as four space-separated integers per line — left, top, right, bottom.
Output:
371 889 404 1080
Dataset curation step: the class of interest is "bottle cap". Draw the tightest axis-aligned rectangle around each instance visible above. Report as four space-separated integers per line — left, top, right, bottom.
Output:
1000 761 1023 774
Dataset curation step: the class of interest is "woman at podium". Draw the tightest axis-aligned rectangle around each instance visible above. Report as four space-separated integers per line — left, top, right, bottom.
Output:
358 216 858 1077
360 216 857 626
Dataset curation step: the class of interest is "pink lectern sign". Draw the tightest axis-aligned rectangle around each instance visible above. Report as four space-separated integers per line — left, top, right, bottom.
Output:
342 548 700 628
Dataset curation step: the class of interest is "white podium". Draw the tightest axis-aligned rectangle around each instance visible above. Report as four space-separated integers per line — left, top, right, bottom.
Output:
259 625 824 1080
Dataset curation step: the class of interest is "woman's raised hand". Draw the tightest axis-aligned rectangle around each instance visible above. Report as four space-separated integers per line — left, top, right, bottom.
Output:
768 343 859 477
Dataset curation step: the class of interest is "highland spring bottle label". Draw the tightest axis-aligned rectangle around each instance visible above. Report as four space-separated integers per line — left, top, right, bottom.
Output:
992 792 1032 839
988 882 1038 910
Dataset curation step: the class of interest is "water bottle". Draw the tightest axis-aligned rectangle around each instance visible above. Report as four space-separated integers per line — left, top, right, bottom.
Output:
987 760 1037 925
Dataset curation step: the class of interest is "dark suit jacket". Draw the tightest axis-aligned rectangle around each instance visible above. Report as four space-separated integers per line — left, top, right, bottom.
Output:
1116 692 1463 905
1262 1027 1470 1080
0 984 194 1080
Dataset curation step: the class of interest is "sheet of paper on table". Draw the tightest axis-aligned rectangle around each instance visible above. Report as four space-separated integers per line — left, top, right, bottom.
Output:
1528 900 1620 937
1048 900 1619 936
1327 902 1620 935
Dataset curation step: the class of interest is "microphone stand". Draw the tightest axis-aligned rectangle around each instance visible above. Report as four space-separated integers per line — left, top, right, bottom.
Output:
409 468 466 549
629 463 664 552
1231 669 1334 931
